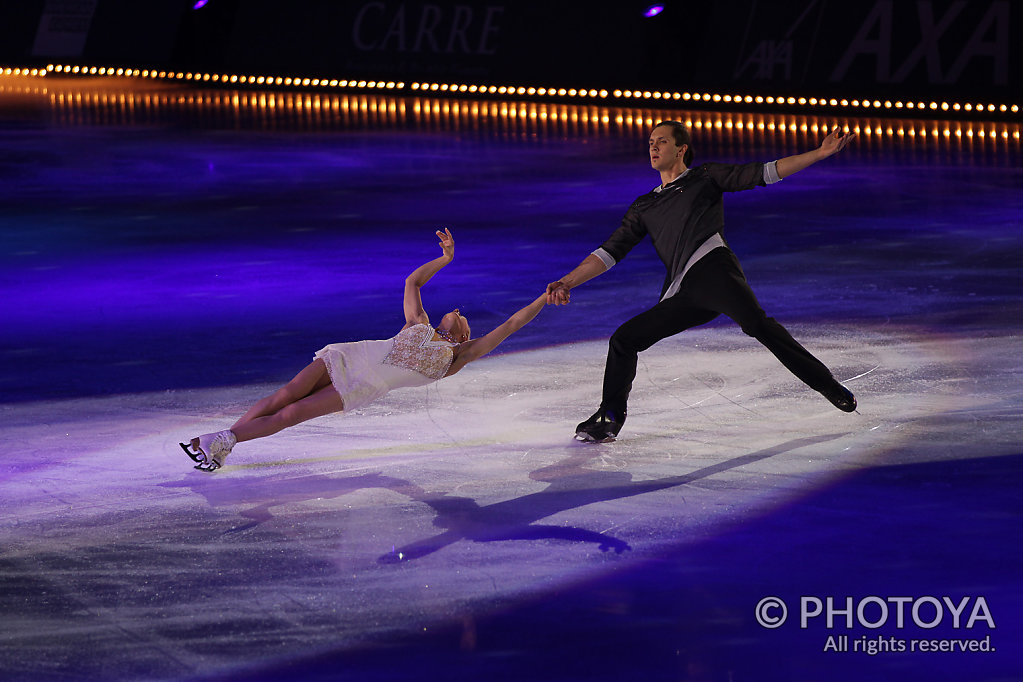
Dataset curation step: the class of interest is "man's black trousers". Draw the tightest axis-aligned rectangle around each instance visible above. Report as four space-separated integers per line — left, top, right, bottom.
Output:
600 248 836 413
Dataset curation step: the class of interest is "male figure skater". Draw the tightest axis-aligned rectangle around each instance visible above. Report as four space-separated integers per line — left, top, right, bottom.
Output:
546 121 857 442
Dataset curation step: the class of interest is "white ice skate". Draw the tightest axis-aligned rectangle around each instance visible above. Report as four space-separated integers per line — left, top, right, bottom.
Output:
179 430 237 472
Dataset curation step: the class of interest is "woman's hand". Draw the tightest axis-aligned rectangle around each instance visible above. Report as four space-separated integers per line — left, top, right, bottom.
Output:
436 228 454 259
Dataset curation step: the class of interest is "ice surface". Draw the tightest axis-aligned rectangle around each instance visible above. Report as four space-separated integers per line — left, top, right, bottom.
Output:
1 75 1021 681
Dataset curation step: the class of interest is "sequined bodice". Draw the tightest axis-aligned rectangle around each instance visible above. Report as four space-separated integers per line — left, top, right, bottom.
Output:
382 324 456 380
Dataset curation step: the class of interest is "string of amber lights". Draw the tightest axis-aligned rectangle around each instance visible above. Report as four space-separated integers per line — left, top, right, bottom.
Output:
2 75 1016 159
1 64 1019 120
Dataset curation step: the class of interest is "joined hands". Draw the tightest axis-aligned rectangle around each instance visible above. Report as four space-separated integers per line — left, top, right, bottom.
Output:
546 280 570 305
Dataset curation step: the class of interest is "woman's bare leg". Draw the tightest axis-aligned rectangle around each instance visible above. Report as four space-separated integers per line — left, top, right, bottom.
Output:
184 360 340 467
231 359 333 433
231 384 344 443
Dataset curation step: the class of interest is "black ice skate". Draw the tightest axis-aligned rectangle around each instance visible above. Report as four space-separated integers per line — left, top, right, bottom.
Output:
820 382 857 412
575 409 626 443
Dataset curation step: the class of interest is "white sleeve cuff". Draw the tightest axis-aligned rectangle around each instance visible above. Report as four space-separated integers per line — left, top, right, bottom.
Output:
764 160 782 185
591 247 616 270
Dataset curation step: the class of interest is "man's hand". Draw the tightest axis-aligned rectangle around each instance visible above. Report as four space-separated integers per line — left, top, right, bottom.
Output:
545 253 608 305
818 128 856 160
777 128 857 178
546 280 571 305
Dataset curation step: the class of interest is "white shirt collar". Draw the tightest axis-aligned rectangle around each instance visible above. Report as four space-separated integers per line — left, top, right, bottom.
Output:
655 168 691 193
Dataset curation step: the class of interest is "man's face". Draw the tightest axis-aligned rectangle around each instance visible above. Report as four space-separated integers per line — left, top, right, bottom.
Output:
649 125 686 172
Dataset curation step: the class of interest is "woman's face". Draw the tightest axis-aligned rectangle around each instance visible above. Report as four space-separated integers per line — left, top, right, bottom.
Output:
442 309 471 342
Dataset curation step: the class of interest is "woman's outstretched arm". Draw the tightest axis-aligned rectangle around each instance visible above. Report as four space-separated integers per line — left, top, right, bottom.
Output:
403 228 455 329
445 292 547 376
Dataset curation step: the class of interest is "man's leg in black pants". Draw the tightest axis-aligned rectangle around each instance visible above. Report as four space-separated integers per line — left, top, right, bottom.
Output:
602 301 719 413
691 250 856 411
576 298 717 441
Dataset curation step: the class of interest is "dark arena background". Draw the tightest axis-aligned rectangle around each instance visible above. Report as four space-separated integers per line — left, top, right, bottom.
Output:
1 2 1021 681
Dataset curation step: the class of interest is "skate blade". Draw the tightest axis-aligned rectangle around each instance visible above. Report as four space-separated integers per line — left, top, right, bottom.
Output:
179 441 203 463
575 432 616 444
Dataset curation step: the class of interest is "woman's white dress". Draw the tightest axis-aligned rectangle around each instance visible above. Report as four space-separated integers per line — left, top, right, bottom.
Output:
313 323 456 412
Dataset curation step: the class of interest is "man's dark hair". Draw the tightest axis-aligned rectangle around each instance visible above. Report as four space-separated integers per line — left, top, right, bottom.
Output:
654 120 694 167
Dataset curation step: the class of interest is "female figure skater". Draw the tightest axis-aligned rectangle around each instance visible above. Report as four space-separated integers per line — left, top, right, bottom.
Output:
181 229 547 471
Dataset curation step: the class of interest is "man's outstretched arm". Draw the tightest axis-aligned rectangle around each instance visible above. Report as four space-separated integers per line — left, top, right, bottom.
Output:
546 253 609 305
775 128 856 179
